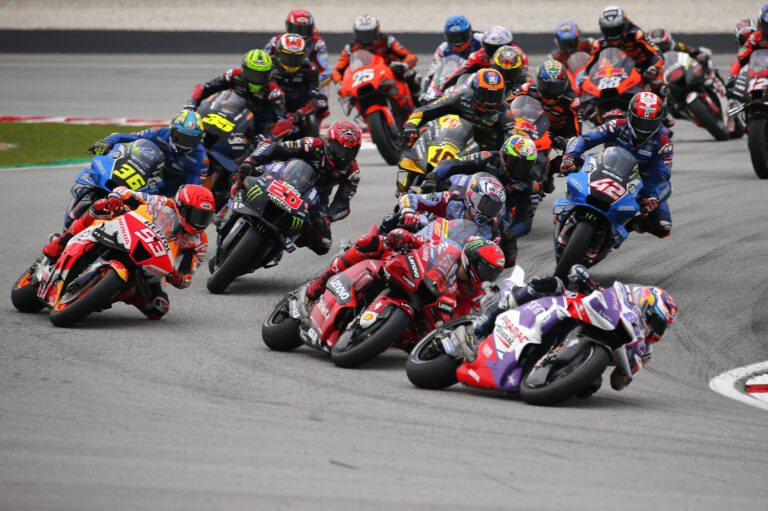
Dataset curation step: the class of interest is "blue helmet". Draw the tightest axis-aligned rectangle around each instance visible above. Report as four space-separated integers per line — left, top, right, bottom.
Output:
760 6 768 37
444 15 472 50
555 20 581 52
169 109 204 156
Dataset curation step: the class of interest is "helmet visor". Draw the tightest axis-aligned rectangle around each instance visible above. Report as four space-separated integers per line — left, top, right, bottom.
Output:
469 192 502 220
446 28 471 46
538 78 569 99
287 22 313 38
327 138 359 167
178 202 214 231
601 23 624 40
629 112 662 138
171 129 201 153
242 67 270 87
644 306 668 338
279 51 306 70
501 154 535 180
495 65 525 85
557 36 579 52
354 27 378 45
474 85 504 107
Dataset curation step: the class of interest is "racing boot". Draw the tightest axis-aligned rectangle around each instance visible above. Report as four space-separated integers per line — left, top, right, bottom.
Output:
42 212 97 258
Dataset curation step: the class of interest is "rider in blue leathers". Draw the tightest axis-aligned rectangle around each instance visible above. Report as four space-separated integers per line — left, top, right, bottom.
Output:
87 110 208 197
561 92 673 238
421 16 483 101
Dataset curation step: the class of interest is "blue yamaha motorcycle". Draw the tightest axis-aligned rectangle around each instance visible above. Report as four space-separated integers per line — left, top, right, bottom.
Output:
64 139 163 229
552 147 642 279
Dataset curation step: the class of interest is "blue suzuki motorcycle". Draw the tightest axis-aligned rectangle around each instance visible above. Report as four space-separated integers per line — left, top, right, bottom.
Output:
552 147 642 279
64 139 163 229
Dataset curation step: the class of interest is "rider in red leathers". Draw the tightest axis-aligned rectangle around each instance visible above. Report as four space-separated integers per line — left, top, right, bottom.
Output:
728 8 768 95
549 20 594 66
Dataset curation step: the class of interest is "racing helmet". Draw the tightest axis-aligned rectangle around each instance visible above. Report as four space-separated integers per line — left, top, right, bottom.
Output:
482 26 514 58
471 68 505 112
555 21 581 52
241 49 273 93
464 173 506 226
639 286 677 343
444 15 472 52
174 184 215 234
276 33 307 73
500 135 537 181
599 6 627 42
286 9 315 39
627 92 664 143
169 109 204 156
734 18 757 47
649 28 675 53
759 7 768 39
535 59 569 103
324 121 362 169
491 46 526 88
354 15 380 46
460 238 506 288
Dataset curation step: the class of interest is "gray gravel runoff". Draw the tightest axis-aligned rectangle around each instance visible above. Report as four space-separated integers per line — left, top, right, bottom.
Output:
1 54 767 510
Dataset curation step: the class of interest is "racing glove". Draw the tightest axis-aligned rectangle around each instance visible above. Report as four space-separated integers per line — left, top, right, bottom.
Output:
386 228 420 252
398 207 421 231
639 197 659 214
268 119 295 140
420 172 442 193
726 76 738 99
390 61 409 78
559 153 576 174
87 139 112 155
236 161 255 181
165 269 185 288
642 65 663 87
552 136 569 151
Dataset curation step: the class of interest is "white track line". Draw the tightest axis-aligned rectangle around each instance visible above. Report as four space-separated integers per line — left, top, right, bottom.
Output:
709 361 768 412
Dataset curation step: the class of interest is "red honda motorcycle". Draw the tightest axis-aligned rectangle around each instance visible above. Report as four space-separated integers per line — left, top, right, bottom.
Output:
262 219 481 368
338 49 414 165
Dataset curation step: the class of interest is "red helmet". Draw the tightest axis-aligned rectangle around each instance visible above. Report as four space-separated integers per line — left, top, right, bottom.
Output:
174 184 215 234
460 238 505 288
276 33 307 72
649 28 674 53
324 121 362 168
286 9 314 39
627 92 664 143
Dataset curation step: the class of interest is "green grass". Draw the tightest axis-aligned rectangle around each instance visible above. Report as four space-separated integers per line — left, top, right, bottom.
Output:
0 123 155 167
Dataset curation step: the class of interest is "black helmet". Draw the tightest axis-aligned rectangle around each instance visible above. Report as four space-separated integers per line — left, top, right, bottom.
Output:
534 60 569 102
649 28 675 53
461 238 505 288
491 46 526 88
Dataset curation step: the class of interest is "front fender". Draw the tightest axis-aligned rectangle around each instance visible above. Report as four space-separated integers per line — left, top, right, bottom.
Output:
365 103 396 126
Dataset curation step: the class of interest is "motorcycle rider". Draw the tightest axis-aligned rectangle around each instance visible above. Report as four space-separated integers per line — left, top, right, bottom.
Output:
42 184 215 319
420 134 538 240
727 8 768 96
734 18 757 48
648 28 713 64
560 91 673 240
469 264 677 391
421 15 484 101
492 46 530 95
185 49 291 140
303 174 508 303
549 20 594 66
402 68 517 152
86 109 208 198
269 33 327 138
331 15 420 103
441 26 529 91
234 120 363 255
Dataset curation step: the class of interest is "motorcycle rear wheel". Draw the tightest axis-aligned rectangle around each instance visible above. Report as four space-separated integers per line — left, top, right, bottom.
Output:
207 228 266 294
262 294 302 352
688 97 728 141
406 316 477 389
520 342 610 406
49 268 124 327
554 221 596 280
11 265 44 313
747 117 768 179
368 110 401 165
331 307 411 368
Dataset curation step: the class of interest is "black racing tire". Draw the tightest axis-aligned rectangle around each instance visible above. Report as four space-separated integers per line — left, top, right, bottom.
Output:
262 294 303 352
554 221 596 280
206 228 266 294
730 114 746 139
11 265 44 313
330 307 411 368
747 117 768 179
688 97 729 141
368 110 401 166
49 268 124 327
520 343 610 406
406 315 478 389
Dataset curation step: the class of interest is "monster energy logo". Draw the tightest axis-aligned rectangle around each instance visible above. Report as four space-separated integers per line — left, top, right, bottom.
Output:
290 217 304 232
464 239 486 251
246 185 263 202
584 212 597 220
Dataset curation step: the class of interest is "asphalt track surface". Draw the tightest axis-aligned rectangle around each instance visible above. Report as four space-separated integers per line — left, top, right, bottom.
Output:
1 54 767 510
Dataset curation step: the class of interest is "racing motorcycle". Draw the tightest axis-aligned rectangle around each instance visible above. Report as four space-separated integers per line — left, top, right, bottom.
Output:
396 114 479 195
206 159 317 294
729 49 768 179
579 48 644 126
338 50 415 165
507 95 554 183
566 51 590 94
262 218 482 368
662 50 732 141
406 267 659 406
419 55 464 105
63 139 163 229
197 90 257 209
12 202 185 327
552 147 642 279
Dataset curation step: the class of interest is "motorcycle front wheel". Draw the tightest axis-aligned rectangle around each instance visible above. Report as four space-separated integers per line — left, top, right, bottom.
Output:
688 96 729 141
330 306 411 368
11 264 44 313
262 294 303 352
747 116 768 179
207 227 268 294
406 316 478 389
554 221 596 280
368 110 401 165
49 267 124 327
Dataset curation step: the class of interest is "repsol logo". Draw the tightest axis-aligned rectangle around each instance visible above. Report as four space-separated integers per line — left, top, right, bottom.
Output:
329 278 350 301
